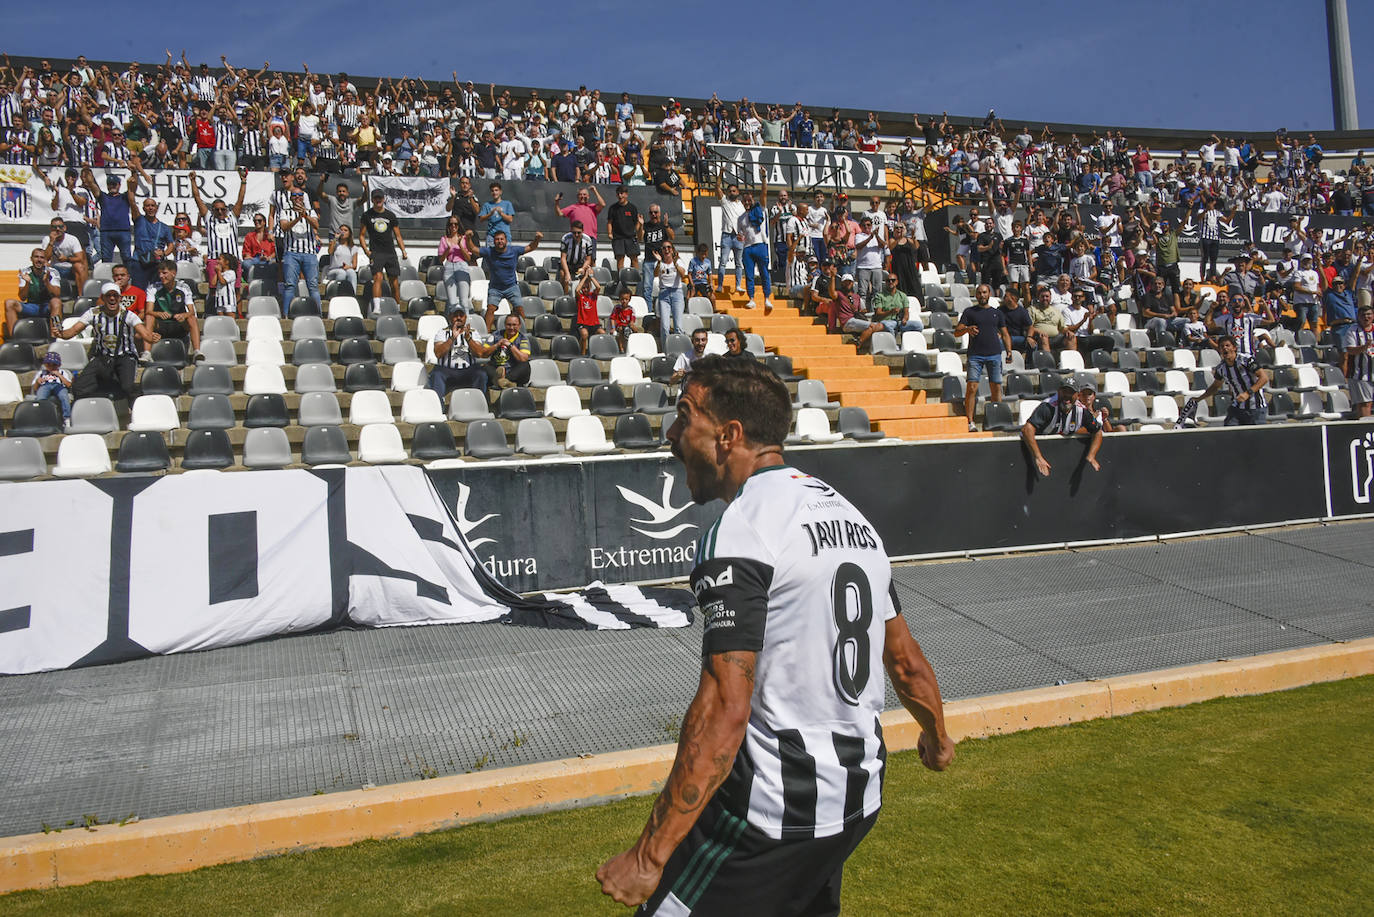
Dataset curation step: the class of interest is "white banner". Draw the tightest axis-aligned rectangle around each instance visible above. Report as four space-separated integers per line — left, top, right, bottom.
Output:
367 175 451 218
0 165 277 226
0 466 692 675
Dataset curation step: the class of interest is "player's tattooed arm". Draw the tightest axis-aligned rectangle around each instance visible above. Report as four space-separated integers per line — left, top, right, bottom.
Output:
639 650 756 864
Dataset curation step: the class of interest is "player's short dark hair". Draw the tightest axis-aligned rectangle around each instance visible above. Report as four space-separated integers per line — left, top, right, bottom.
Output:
686 356 791 447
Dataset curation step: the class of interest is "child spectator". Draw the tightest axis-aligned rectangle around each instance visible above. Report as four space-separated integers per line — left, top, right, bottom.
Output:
207 253 241 317
610 288 637 350
688 243 714 298
573 269 603 353
31 351 73 426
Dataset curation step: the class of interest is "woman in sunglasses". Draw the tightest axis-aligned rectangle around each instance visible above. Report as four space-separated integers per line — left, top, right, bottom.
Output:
437 216 478 311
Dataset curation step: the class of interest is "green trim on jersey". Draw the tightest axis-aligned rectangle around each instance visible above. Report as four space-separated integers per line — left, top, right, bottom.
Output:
673 809 749 908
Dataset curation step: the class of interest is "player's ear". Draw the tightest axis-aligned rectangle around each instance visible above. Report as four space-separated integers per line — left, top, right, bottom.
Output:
719 418 746 449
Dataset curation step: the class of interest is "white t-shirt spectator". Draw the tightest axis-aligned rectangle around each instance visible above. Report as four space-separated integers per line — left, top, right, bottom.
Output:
1293 269 1320 305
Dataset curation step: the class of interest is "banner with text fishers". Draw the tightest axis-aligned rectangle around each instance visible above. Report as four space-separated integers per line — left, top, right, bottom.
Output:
0 166 276 226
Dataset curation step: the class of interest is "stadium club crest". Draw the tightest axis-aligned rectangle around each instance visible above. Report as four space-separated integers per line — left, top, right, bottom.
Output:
0 167 31 220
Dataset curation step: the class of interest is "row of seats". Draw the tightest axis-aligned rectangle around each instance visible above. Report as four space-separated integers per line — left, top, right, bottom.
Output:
0 403 886 480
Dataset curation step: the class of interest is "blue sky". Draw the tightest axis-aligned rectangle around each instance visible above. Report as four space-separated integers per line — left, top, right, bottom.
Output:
12 0 1373 133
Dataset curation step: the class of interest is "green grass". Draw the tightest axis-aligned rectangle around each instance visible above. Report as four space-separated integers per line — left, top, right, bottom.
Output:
5 676 1373 916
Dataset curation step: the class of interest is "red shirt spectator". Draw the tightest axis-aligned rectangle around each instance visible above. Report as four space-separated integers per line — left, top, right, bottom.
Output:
242 230 277 261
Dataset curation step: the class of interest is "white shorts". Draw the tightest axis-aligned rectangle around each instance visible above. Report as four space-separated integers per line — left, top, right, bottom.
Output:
1008 264 1030 283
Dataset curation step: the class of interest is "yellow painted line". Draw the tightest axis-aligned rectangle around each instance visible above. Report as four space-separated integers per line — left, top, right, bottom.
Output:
3 637 1372 895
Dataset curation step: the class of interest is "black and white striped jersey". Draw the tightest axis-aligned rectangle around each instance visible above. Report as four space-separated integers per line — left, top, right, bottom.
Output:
204 215 239 259
692 465 894 841
79 306 141 357
1213 356 1267 411
1349 327 1374 383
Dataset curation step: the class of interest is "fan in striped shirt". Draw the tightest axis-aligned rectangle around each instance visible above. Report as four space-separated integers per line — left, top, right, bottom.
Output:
1199 337 1269 425
1346 307 1374 417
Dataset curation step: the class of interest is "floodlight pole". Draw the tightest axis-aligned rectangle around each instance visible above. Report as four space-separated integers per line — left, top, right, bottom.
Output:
1327 0 1359 130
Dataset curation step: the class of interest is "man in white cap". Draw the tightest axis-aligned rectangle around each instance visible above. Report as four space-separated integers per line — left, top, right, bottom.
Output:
57 281 160 402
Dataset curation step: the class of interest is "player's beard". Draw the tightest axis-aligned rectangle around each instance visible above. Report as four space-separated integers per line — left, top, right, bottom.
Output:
674 443 723 505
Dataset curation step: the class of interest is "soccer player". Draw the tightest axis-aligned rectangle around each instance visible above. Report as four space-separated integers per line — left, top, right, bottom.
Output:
598 357 954 915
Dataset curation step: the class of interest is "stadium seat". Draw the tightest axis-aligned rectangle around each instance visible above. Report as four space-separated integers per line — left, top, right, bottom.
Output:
632 382 674 415
553 295 576 319
296 391 343 427
187 393 236 430
401 389 445 424
833 407 882 441
1058 350 1085 371
795 379 840 410
680 314 704 335
242 427 292 468
543 384 588 420
1017 400 1042 426
900 332 928 353
202 315 241 342
1322 391 1352 420
608 356 645 385
245 339 286 367
647 355 674 384
565 415 614 454
1172 349 1197 371
291 363 335 394
613 413 658 450
448 388 494 422
710 314 738 335
357 423 408 464
373 314 408 342
245 393 290 428
139 363 183 397
763 354 801 382
1119 395 1149 427
199 339 238 366
245 315 283 342
588 334 621 360
659 410 677 444
496 387 541 420
177 429 234 470
1102 371 1131 397
1003 371 1037 401
527 358 561 389
869 332 900 356
516 418 564 456
337 337 376 365
664 334 690 361
128 394 179 433
531 314 563 340
53 434 113 478
348 390 393 426
46 339 87 372
149 339 188 368
567 357 603 387
410 422 460 461
687 296 713 316
291 338 331 366
243 364 287 396
0 437 47 480
299 425 351 466
589 383 632 416
398 280 428 302
115 431 171 473
397 363 430 395
789 408 843 444
1161 370 1192 396
68 397 119 435
625 333 661 361
291 316 328 341
1149 395 1180 424
982 401 1018 433
331 315 366 340
185 364 230 396
545 334 579 362
327 296 363 320
538 280 563 300
246 296 282 319
1294 391 1327 421
1269 392 1296 420
382 337 418 365
465 419 514 458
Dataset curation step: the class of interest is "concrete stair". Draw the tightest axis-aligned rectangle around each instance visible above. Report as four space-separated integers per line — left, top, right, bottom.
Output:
712 282 985 440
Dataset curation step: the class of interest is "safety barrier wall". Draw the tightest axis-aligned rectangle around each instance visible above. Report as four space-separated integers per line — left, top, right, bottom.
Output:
428 421 1374 591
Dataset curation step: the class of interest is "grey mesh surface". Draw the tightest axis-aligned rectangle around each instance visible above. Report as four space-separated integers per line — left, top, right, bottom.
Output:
1 521 1371 838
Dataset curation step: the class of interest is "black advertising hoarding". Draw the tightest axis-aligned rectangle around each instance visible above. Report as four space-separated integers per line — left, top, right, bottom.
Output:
1249 211 1367 258
426 457 722 592
425 424 1359 593
708 144 888 190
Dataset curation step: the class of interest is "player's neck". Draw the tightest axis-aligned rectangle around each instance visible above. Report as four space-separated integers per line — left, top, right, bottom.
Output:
722 448 785 504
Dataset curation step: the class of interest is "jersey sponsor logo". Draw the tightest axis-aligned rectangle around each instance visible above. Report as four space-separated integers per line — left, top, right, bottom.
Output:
691 563 733 597
616 471 698 540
